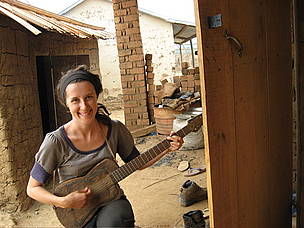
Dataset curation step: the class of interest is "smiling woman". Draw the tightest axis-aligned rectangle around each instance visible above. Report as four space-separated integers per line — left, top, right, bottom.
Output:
26 65 184 227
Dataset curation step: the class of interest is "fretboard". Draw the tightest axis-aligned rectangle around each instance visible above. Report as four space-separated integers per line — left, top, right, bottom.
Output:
110 114 202 183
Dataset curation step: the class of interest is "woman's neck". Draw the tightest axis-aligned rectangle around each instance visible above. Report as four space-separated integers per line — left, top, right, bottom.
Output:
65 119 102 139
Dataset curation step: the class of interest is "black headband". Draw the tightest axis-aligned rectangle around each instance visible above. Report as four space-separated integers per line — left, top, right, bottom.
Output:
60 70 102 99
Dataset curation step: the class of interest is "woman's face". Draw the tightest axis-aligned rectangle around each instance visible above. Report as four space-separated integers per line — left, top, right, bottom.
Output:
65 81 98 124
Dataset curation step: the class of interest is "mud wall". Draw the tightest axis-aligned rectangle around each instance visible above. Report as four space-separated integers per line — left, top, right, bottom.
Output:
0 14 42 212
0 14 99 213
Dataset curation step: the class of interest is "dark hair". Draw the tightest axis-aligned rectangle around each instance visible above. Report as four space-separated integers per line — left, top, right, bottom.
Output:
56 65 103 106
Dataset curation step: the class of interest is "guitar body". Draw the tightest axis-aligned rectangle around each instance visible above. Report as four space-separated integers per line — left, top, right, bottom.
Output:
53 159 123 228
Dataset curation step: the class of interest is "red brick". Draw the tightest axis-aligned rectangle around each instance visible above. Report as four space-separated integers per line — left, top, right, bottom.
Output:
194 74 200 80
145 59 152 66
187 68 195 75
148 84 155 91
126 28 140 35
148 96 155 103
136 74 145 81
145 54 152 60
120 69 126 75
126 41 142 48
135 87 147 93
122 88 136 94
119 56 125 63
121 75 135 82
147 72 154 79
195 85 201 92
124 100 138 108
116 36 130 43
124 14 138 22
129 33 142 41
194 80 201 86
129 55 143 61
137 119 150 126
146 66 153 72
135 48 143 55
114 9 127 17
131 80 146 87
180 76 188 81
133 106 148 113
125 113 139 120
129 7 139 15
121 81 128 89
124 107 134 114
186 75 194 81
134 61 145 68
147 78 154 85
118 49 131 57
181 81 188 88
122 0 138 8
128 67 144 74
120 62 133 69
187 81 195 87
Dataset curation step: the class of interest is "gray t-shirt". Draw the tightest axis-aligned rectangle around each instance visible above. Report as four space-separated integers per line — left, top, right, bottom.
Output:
30 119 139 184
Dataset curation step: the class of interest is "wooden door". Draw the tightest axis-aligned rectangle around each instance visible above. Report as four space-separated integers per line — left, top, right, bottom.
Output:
194 0 292 227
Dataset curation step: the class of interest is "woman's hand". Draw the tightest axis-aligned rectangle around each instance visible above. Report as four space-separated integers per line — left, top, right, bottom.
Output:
61 187 91 209
167 131 184 151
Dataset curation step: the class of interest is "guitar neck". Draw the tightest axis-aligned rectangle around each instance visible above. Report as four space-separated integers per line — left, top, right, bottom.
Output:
110 114 202 183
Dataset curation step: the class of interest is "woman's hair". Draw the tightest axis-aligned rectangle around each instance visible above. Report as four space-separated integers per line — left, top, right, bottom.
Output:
56 65 103 107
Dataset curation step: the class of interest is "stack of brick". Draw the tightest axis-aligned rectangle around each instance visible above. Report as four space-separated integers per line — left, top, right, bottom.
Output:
145 54 155 123
112 0 150 130
173 63 201 93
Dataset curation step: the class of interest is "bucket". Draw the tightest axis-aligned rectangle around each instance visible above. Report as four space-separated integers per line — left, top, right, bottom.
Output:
153 107 181 135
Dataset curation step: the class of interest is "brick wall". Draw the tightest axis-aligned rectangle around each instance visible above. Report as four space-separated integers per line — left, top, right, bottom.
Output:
112 0 150 130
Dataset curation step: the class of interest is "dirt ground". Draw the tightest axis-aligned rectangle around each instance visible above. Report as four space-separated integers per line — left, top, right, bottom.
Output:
0 109 208 227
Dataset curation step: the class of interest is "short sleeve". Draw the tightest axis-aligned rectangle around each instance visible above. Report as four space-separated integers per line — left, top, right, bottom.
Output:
30 133 63 184
115 121 139 162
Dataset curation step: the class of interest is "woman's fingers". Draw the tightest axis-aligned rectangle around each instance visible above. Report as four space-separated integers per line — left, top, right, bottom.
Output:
63 187 91 209
167 132 184 151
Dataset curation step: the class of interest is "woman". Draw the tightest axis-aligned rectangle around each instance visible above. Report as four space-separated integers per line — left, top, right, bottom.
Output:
27 65 184 227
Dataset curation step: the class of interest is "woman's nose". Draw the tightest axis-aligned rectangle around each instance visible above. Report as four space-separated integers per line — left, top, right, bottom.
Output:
79 100 88 109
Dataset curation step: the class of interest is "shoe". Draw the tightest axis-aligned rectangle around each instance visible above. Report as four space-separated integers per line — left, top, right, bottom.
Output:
183 210 205 228
179 180 207 207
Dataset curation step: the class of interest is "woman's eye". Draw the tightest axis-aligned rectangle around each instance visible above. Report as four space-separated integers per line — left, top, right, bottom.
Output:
71 99 78 103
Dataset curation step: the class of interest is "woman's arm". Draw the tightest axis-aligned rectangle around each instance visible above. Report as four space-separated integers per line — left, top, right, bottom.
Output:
27 176 91 209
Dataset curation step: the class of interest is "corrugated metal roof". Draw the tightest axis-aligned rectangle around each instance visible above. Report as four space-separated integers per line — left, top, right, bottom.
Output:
0 0 113 39
173 23 196 45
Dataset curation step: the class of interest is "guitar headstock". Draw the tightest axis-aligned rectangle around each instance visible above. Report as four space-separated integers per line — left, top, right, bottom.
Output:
187 114 203 132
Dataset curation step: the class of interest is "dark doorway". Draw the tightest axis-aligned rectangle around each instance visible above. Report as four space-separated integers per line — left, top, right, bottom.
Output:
36 55 90 135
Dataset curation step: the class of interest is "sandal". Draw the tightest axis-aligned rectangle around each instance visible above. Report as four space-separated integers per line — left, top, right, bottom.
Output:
184 168 206 177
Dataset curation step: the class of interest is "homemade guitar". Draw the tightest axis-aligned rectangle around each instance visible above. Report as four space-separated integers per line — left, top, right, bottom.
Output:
53 114 202 228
